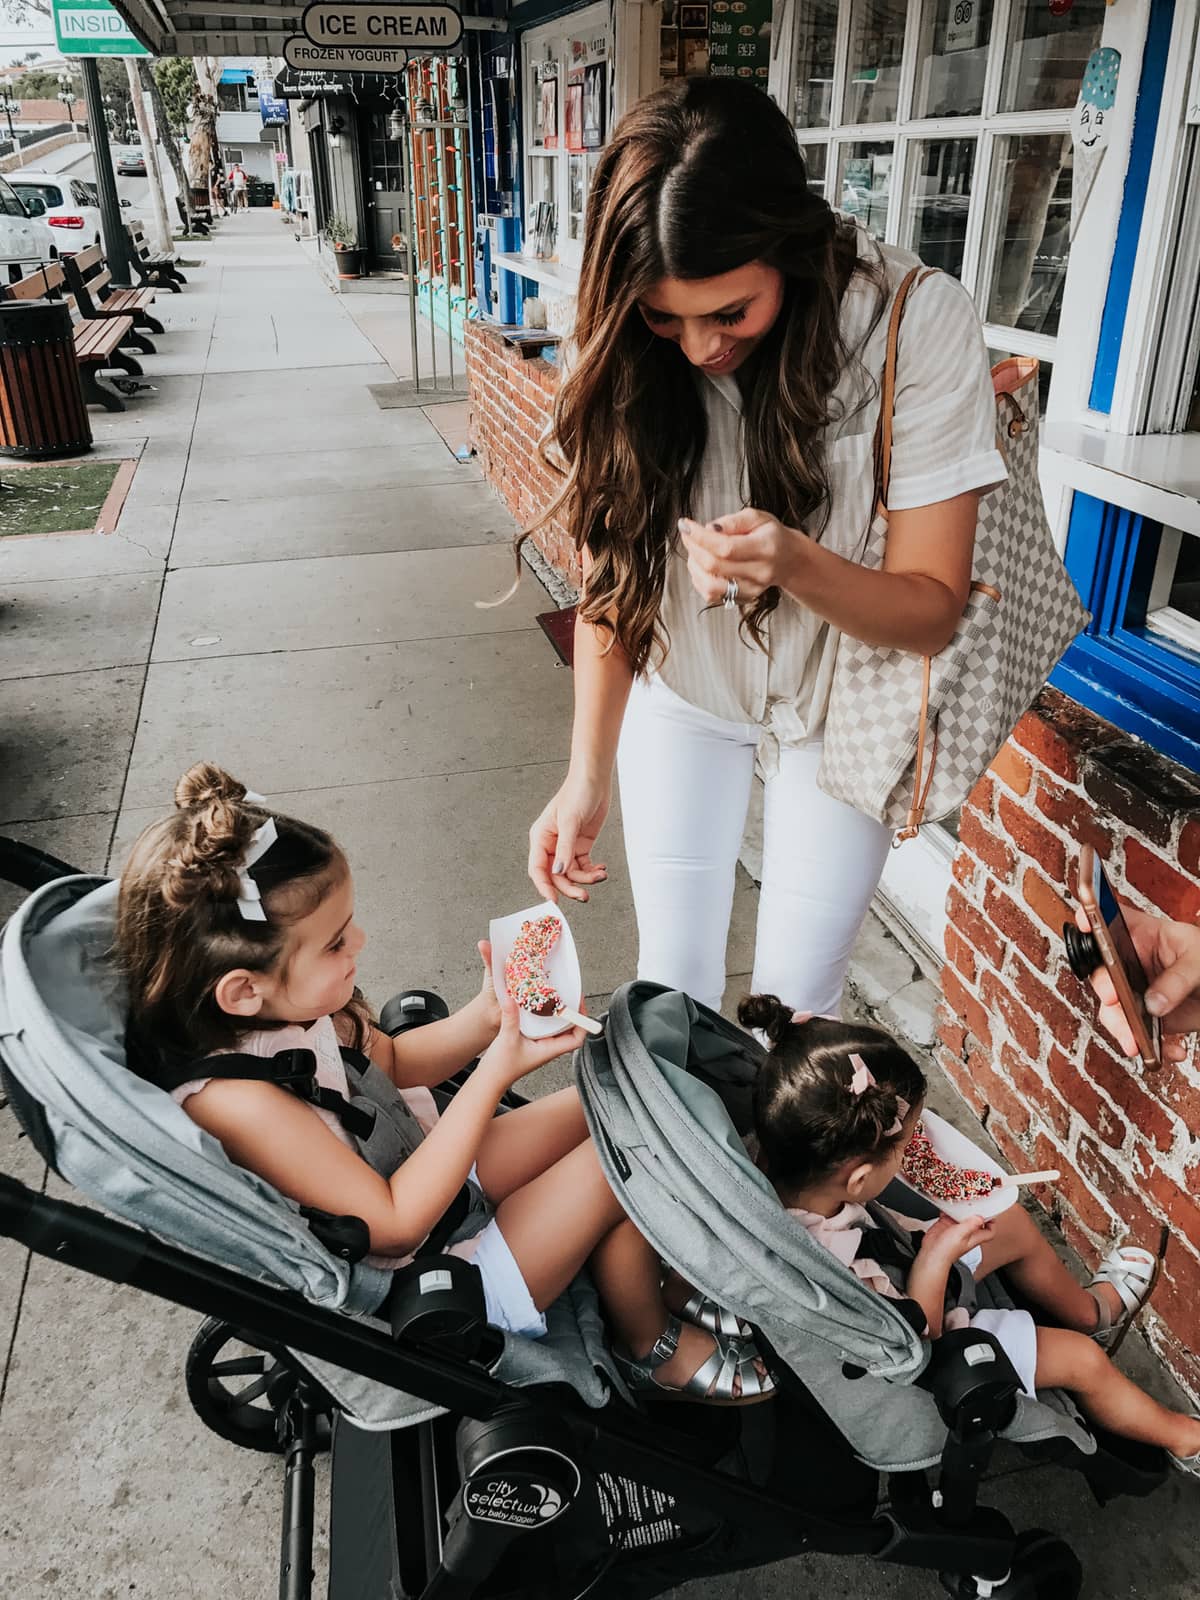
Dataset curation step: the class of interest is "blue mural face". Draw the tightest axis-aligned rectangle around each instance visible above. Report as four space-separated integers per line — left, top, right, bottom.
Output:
1075 46 1121 152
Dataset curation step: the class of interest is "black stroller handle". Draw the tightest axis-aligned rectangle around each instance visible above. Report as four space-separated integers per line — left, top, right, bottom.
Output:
0 1172 892 1557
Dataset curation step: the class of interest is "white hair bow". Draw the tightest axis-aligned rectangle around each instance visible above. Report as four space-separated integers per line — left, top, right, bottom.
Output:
236 817 277 922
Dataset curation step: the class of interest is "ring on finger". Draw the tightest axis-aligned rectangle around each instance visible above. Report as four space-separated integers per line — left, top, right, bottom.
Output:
722 577 739 611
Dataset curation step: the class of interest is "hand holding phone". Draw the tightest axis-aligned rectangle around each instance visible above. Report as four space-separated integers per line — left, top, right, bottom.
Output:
1067 846 1161 1070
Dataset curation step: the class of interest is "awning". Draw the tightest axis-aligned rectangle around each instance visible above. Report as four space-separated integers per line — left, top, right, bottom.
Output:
107 0 505 58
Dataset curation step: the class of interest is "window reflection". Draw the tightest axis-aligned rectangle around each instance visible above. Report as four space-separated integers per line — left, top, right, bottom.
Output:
794 0 839 128
838 141 893 237
985 134 1073 338
1000 0 1106 114
914 0 994 118
905 138 975 280
844 0 907 125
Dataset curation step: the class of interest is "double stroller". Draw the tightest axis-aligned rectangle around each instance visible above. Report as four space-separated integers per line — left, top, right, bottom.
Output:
0 841 1169 1600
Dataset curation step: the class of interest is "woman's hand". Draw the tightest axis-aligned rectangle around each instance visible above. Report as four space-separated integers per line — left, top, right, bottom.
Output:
528 771 610 904
478 994 587 1090
1076 906 1200 1063
472 939 502 1038
678 510 806 605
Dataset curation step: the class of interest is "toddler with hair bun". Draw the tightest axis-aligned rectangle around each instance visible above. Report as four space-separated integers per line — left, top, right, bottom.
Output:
111 763 776 1406
741 994 1200 1474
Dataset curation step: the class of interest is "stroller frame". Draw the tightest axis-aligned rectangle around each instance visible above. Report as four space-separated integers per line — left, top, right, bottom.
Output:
0 838 1165 1600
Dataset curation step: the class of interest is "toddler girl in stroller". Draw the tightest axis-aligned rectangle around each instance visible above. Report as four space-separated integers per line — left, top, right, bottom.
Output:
742 996 1200 1474
114 763 773 1405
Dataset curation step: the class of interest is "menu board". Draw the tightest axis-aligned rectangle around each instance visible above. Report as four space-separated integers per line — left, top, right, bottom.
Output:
659 0 772 87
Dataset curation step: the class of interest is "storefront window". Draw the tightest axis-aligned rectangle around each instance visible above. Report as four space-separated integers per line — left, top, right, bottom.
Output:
838 141 892 237
800 142 828 198
845 0 907 124
904 138 975 280
1000 0 1107 114
520 7 609 269
788 0 1105 398
913 0 994 118
793 0 838 128
1144 527 1200 657
984 134 1073 338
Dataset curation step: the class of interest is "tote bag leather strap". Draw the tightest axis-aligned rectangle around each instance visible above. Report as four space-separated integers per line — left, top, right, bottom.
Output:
871 265 940 841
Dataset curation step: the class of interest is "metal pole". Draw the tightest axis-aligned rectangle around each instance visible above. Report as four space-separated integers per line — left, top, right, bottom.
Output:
80 57 132 284
124 58 171 255
402 109 420 389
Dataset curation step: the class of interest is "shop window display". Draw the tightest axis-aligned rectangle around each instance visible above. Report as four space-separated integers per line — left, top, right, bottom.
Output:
787 0 1101 405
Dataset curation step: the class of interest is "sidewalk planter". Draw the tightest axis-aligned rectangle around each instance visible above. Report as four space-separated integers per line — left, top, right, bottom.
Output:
334 245 363 280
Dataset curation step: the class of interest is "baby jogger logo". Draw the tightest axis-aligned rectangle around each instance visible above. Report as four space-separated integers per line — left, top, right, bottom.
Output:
464 1472 567 1527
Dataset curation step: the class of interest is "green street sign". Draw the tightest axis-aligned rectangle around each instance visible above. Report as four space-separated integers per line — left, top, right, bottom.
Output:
53 0 151 56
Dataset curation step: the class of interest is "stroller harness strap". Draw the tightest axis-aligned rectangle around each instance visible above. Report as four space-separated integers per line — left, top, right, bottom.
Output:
170 1043 489 1264
171 1048 379 1143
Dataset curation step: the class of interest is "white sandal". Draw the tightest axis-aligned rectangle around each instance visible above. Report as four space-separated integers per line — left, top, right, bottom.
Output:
1169 1421 1200 1479
1087 1235 1166 1356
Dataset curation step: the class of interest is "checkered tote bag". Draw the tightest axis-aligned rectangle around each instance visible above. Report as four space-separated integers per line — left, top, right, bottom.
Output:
817 268 1089 839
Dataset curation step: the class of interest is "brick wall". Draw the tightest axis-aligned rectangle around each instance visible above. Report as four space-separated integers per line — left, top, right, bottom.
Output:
465 321 581 588
939 686 1200 1400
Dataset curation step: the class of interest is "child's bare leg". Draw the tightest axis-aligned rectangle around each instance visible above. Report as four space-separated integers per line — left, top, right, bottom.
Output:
973 1204 1114 1332
494 1137 625 1309
496 1140 762 1396
590 1219 764 1394
474 1088 588 1201
1036 1328 1200 1455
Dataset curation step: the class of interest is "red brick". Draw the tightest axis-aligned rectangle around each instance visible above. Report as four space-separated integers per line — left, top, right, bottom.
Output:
966 1047 1032 1138
998 1042 1068 1140
1152 1261 1200 1358
1012 689 1122 783
946 885 1006 971
1123 839 1200 922
980 968 1043 1058
1021 868 1073 937
1033 779 1113 858
1009 958 1081 1052
1181 819 1200 879
937 1017 967 1058
1054 961 1095 1017
941 965 993 1051
944 926 977 983
987 1120 1030 1174
959 807 1017 883
964 773 995 819
1059 1136 1122 1238
1012 709 1082 784
1074 1135 1169 1249
1059 1211 1103 1264
1082 1039 1177 1153
952 851 977 891
989 745 1033 797
1043 1046 1110 1141
1167 1187 1200 1259
997 794 1068 879
982 883 1051 969
937 1043 988 1119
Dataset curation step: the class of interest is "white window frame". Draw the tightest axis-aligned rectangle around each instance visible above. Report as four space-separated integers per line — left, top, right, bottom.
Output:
520 3 610 273
782 0 1135 423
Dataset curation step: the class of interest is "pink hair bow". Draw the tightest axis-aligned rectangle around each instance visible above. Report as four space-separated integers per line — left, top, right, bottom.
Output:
790 1011 841 1024
848 1054 875 1095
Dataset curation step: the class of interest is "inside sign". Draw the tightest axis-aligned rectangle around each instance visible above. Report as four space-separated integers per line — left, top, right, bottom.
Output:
301 2 463 52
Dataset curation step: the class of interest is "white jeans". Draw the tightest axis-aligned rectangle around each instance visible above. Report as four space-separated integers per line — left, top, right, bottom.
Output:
616 675 892 1016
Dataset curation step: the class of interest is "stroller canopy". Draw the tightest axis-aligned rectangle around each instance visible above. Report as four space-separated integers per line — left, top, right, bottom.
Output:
577 983 1094 1473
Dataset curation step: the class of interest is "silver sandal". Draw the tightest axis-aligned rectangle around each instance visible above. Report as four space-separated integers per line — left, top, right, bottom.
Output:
615 1315 776 1407
1088 1237 1166 1356
1169 1420 1200 1480
678 1289 751 1340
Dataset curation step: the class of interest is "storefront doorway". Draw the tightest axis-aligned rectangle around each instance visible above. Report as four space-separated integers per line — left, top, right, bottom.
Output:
361 103 409 272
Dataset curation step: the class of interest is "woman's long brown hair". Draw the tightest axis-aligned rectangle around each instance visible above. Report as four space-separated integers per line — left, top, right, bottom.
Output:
520 77 885 673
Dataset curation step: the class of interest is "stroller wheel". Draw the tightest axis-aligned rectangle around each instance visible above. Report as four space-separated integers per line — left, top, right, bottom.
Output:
185 1317 313 1454
940 1530 1083 1600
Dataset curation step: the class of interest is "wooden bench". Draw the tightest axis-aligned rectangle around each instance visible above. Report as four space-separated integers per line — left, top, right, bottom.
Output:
63 244 163 351
3 265 142 412
125 221 186 292
176 194 211 236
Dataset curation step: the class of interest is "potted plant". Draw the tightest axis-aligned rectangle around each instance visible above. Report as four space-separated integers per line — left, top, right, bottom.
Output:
326 214 363 280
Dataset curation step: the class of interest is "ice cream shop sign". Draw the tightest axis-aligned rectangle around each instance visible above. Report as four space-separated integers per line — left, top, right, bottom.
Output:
301 1 463 52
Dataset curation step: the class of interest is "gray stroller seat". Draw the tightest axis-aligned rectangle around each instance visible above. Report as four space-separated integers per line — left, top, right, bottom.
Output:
0 861 1170 1600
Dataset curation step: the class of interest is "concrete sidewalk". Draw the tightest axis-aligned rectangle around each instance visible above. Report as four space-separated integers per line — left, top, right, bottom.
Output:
0 213 1195 1599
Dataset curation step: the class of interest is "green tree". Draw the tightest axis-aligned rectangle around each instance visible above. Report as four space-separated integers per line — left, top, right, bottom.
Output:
153 57 197 137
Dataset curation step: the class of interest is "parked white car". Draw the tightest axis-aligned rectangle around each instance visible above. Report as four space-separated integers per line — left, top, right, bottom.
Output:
9 170 104 253
0 172 59 268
